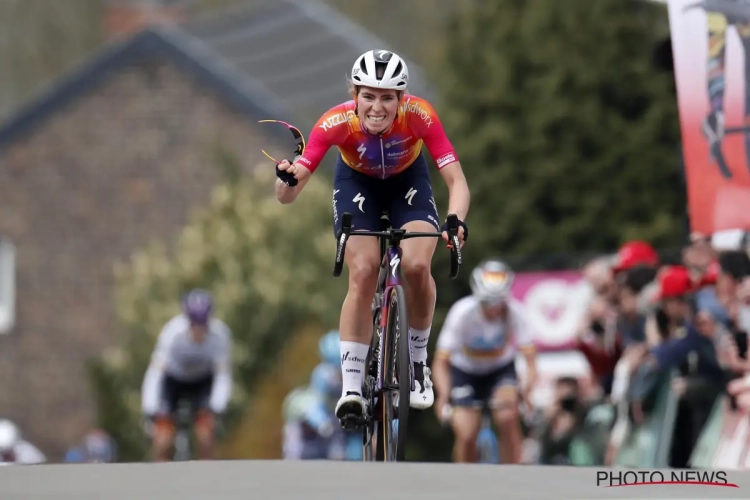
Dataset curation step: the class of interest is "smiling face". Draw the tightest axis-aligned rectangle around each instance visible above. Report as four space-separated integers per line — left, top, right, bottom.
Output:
355 86 401 134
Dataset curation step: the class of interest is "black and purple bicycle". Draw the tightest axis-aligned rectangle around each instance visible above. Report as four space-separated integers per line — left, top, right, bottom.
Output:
332 211 462 462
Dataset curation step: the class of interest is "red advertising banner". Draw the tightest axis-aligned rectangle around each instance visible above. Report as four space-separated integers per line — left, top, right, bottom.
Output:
511 270 591 351
669 0 750 234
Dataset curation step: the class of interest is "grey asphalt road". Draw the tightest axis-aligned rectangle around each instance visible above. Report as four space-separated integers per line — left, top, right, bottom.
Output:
1 461 749 499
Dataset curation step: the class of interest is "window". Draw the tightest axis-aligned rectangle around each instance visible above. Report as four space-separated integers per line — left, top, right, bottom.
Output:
0 237 16 334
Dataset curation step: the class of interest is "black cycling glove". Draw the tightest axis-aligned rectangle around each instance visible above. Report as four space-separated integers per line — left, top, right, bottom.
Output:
441 218 468 242
276 163 299 187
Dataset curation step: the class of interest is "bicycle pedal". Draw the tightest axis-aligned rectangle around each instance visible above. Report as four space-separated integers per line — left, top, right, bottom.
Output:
339 414 367 430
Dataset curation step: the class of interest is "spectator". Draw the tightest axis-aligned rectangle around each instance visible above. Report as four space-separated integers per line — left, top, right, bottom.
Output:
281 386 346 460
0 419 46 465
64 429 117 463
627 265 724 467
536 377 588 465
575 294 622 396
577 257 622 396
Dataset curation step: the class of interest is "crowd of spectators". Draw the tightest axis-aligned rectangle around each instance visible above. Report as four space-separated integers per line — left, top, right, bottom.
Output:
539 231 750 467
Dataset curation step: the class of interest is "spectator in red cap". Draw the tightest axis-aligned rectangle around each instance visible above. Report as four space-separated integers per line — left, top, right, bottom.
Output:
612 241 660 275
630 265 725 467
613 241 660 347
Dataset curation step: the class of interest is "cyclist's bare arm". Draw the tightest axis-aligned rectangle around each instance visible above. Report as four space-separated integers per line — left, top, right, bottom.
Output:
432 351 452 406
275 106 343 204
275 161 313 204
209 324 233 414
433 304 463 411
512 303 538 397
141 323 176 415
438 161 470 225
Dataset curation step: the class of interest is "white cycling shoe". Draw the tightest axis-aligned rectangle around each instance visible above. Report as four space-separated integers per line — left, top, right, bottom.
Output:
335 391 369 424
410 361 434 410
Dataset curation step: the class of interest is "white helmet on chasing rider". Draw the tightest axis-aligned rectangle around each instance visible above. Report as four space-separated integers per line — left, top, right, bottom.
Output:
351 50 409 90
470 259 515 305
0 419 19 453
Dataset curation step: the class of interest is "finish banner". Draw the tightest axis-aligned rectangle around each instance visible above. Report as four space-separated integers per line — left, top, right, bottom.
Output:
669 0 750 234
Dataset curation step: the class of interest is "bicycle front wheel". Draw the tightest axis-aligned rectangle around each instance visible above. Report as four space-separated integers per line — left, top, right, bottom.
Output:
379 284 411 462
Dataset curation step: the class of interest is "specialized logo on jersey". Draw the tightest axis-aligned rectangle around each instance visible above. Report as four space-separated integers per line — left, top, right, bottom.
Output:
353 193 366 213
405 187 417 206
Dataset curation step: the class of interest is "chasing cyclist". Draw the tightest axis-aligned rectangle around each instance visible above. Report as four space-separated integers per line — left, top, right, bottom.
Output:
141 289 232 461
273 50 471 422
432 260 538 463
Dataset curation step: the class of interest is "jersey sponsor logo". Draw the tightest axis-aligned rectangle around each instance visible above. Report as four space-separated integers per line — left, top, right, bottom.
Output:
436 152 456 168
332 189 340 225
319 110 355 131
384 136 412 149
386 149 413 159
298 156 312 166
402 98 433 128
353 193 366 212
357 143 367 159
405 187 417 206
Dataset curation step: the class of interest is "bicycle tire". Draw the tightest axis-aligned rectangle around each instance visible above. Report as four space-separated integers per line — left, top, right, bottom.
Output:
378 284 410 461
362 318 379 462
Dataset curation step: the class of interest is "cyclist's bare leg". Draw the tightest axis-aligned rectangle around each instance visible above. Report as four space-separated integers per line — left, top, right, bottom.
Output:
152 418 176 462
400 220 438 333
400 220 438 408
491 386 523 464
338 236 381 398
194 411 215 459
450 407 482 462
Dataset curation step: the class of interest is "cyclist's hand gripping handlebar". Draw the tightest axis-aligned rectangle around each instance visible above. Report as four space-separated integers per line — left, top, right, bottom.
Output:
445 214 462 280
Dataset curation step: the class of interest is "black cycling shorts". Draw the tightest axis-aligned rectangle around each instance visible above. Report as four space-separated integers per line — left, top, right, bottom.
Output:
331 152 440 236
450 363 518 407
159 374 213 416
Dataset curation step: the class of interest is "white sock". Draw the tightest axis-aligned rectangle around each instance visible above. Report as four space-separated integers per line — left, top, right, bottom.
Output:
340 341 369 396
409 326 431 364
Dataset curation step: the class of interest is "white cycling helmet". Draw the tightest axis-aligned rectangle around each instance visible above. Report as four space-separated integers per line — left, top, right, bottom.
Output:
351 50 409 90
470 259 515 304
0 419 19 452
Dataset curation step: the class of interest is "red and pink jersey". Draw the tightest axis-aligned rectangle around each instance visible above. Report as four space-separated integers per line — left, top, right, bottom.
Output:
297 94 459 179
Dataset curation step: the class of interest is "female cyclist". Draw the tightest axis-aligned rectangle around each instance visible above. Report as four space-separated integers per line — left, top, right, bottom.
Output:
274 49 471 422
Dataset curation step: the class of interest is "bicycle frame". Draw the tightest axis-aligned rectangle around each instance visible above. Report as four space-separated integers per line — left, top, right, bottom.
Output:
377 243 413 393
333 212 462 397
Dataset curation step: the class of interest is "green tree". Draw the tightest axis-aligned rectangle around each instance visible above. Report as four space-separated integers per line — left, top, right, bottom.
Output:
411 0 684 462
0 0 103 120
87 154 345 460
432 0 682 262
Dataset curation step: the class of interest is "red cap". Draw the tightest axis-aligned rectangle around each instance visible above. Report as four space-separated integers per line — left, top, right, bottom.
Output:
654 265 694 301
696 260 720 287
613 241 659 273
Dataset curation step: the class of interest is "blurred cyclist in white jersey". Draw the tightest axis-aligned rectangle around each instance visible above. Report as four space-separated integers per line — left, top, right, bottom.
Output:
432 259 538 463
141 289 232 461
